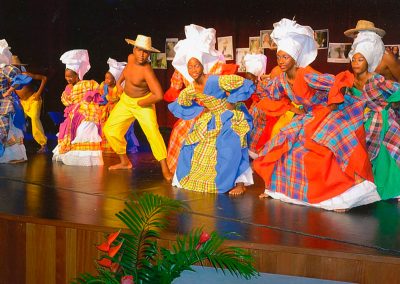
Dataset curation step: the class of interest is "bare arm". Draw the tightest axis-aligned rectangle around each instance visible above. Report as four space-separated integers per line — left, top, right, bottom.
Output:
384 53 400 82
116 70 125 95
23 72 47 100
137 66 163 107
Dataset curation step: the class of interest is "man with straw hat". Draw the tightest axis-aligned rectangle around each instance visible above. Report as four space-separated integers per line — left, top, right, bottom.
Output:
103 35 172 180
11 55 48 153
345 20 400 82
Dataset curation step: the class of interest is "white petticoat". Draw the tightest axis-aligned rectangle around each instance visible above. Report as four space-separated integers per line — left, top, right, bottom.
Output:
0 121 27 163
263 180 380 211
53 121 103 166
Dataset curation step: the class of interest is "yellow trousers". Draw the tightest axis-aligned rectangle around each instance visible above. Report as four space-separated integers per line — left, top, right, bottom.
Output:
103 93 167 160
20 96 47 146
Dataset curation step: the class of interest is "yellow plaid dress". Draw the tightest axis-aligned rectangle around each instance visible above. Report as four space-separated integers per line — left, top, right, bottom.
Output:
172 75 254 193
58 80 101 154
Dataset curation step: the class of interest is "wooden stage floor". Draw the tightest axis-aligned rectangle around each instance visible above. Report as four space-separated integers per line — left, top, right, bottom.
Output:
1 151 400 283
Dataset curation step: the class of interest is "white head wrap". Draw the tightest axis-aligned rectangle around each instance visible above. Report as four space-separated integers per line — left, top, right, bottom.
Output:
0 39 12 67
271 18 318 67
60 49 91 80
348 31 385 72
107 58 126 81
244 53 267 78
172 24 224 82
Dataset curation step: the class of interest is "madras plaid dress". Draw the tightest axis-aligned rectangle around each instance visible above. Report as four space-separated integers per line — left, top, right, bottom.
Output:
171 75 255 193
58 80 102 154
165 62 236 173
254 68 372 203
0 65 23 152
362 74 400 166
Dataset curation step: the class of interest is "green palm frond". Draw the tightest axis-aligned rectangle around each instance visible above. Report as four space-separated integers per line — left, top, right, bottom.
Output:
73 193 258 284
115 193 188 280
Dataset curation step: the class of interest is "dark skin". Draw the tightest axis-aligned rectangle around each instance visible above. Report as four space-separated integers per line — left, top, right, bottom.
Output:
186 57 246 196
111 46 172 181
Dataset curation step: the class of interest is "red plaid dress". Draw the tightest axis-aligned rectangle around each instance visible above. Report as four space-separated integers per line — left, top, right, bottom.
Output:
254 68 374 204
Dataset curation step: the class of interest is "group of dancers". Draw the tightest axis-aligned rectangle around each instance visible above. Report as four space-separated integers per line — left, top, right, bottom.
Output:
0 18 399 212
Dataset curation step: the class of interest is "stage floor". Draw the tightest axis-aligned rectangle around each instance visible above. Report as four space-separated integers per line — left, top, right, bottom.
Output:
1 151 400 258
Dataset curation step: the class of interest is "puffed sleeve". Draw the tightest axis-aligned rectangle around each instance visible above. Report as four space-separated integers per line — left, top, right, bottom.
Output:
218 75 255 103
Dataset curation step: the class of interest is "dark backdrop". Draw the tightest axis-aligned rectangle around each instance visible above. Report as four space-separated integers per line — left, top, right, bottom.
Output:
1 0 399 127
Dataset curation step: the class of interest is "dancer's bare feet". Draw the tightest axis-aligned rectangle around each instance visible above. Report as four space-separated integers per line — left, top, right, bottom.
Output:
108 162 133 170
333 209 348 213
9 159 26 164
259 191 270 199
160 159 173 181
229 182 246 195
109 154 133 170
37 144 48 154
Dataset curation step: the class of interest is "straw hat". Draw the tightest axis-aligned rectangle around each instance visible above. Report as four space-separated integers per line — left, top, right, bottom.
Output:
344 20 386 38
125 35 160 53
11 55 28 66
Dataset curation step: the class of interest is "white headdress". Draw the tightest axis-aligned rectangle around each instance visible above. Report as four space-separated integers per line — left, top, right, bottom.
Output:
60 49 91 80
107 58 126 81
0 39 12 67
271 18 317 67
348 31 385 72
244 54 267 78
172 24 224 82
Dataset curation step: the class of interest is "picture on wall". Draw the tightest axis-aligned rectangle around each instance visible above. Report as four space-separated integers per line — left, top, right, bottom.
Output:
314 29 329 49
236 48 250 72
327 43 352 63
165 38 178 60
217 36 234 60
385 45 400 60
260 30 277 49
249 36 262 54
151 53 167 69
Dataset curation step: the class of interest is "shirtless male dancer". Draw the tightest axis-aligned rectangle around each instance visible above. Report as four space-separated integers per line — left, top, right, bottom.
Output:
103 35 172 180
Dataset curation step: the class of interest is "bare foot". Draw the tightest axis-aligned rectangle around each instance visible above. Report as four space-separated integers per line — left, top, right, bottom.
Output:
397 198 400 203
9 159 26 164
162 168 173 182
333 209 348 213
108 162 133 170
259 192 270 199
160 159 173 182
229 183 246 196
37 145 48 154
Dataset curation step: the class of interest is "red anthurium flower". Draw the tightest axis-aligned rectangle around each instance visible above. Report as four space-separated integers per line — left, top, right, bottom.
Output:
97 258 112 268
109 241 124 258
96 242 110 252
121 275 134 284
111 262 120 273
196 232 211 249
107 230 121 245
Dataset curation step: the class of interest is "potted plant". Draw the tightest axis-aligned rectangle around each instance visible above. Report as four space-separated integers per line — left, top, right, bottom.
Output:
73 193 258 283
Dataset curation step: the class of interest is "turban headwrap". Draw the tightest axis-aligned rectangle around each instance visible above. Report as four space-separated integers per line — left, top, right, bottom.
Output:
244 53 267 78
271 18 317 67
107 58 126 81
0 39 12 67
60 49 91 80
348 31 385 72
172 24 224 82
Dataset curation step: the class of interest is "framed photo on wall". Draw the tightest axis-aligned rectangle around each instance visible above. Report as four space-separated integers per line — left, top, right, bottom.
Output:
327 43 352 63
260 30 277 49
236 48 250 72
385 44 400 60
151 53 167 69
217 36 234 60
314 29 329 49
165 38 178 60
249 36 262 54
